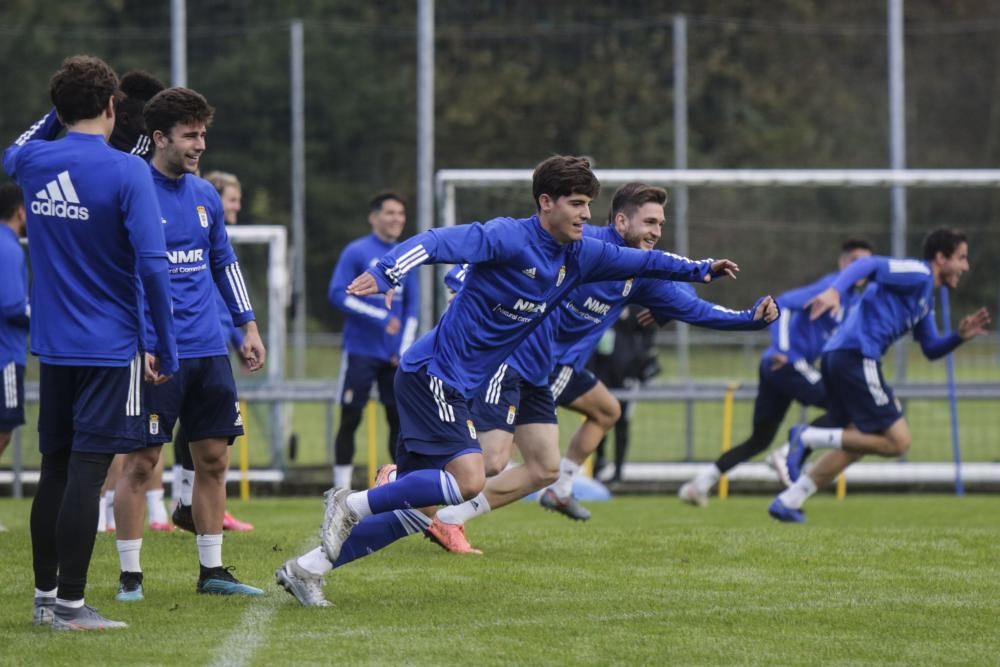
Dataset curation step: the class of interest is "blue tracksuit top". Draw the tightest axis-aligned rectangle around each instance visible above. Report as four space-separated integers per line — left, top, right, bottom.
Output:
823 255 962 360
0 224 29 366
143 166 254 358
366 214 716 397
3 111 177 372
510 224 771 383
328 232 420 362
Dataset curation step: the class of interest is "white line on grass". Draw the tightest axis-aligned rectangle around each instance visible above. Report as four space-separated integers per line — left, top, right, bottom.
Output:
208 538 317 667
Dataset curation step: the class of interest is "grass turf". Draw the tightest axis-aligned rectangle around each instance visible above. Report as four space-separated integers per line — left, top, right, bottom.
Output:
0 495 998 665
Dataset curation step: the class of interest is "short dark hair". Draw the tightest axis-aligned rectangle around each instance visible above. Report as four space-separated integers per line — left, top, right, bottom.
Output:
0 182 24 221
370 192 405 213
840 239 873 254
110 70 165 156
607 183 668 224
923 228 968 261
143 87 215 138
532 155 600 209
49 55 118 125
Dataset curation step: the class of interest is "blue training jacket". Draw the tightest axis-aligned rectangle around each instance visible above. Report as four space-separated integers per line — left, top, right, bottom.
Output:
329 232 420 362
0 224 29 366
367 214 716 397
143 166 254 358
823 255 962 360
3 111 177 372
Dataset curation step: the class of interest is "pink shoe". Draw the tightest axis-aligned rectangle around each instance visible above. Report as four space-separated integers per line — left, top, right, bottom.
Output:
149 521 174 532
222 511 254 532
424 517 482 555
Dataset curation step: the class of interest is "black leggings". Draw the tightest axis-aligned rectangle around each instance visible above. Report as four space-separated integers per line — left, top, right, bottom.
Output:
334 403 399 465
715 412 836 473
31 450 113 600
173 425 195 472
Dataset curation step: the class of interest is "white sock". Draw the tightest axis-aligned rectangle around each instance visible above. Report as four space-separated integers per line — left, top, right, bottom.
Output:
297 547 334 576
35 587 57 599
437 492 491 526
56 597 85 609
180 469 195 506
171 464 182 500
345 490 372 519
693 465 721 494
549 458 581 499
778 475 818 509
104 490 116 530
800 427 844 449
97 495 108 532
146 489 168 525
117 538 143 573
334 465 353 490
196 534 224 568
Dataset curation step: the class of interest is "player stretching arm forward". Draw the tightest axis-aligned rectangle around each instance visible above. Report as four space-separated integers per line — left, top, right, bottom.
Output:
769 229 989 523
275 156 737 606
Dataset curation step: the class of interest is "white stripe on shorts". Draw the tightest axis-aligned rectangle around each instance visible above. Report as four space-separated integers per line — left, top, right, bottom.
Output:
428 375 455 423
126 353 142 416
862 358 890 406
793 359 822 386
549 365 573 401
485 364 508 405
3 362 16 408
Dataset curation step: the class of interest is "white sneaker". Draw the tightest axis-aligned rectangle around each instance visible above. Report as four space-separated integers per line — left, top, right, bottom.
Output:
320 488 359 563
766 442 792 488
276 559 332 607
678 481 708 508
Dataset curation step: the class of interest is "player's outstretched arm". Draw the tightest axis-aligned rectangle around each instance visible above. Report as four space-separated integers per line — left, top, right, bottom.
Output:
636 282 777 331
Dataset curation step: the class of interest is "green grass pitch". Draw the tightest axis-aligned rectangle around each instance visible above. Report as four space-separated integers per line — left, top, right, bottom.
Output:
1 494 998 665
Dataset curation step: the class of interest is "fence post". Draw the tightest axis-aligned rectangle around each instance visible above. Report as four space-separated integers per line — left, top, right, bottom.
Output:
718 382 738 499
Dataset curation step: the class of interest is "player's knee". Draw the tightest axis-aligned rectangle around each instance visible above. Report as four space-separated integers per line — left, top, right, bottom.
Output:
124 450 159 487
456 470 485 500
482 453 507 478
527 457 559 487
590 400 621 430
889 433 911 456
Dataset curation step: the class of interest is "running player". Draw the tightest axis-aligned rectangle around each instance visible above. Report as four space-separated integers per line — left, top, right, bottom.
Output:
769 229 990 522
678 239 872 507
276 156 738 606
327 192 418 489
4 55 178 630
112 87 266 601
424 183 778 552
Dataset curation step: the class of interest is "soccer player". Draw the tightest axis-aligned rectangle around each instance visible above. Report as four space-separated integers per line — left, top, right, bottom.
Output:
4 55 178 630
423 183 777 551
769 229 990 523
276 156 738 606
327 192 418 489
0 183 28 533
171 169 254 533
678 240 873 507
111 87 266 601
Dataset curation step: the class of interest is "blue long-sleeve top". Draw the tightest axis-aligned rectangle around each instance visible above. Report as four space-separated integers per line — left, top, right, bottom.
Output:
508 224 771 383
0 224 29 366
3 111 178 373
762 272 848 366
328 232 420 362
366 214 717 397
142 166 254 358
823 255 962 360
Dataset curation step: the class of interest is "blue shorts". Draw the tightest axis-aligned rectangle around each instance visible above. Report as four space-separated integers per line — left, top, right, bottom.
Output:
470 366 558 434
38 357 147 455
549 365 599 407
0 362 26 432
394 364 480 474
753 356 828 425
821 349 903 433
469 364 521 433
145 355 243 445
338 353 397 408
